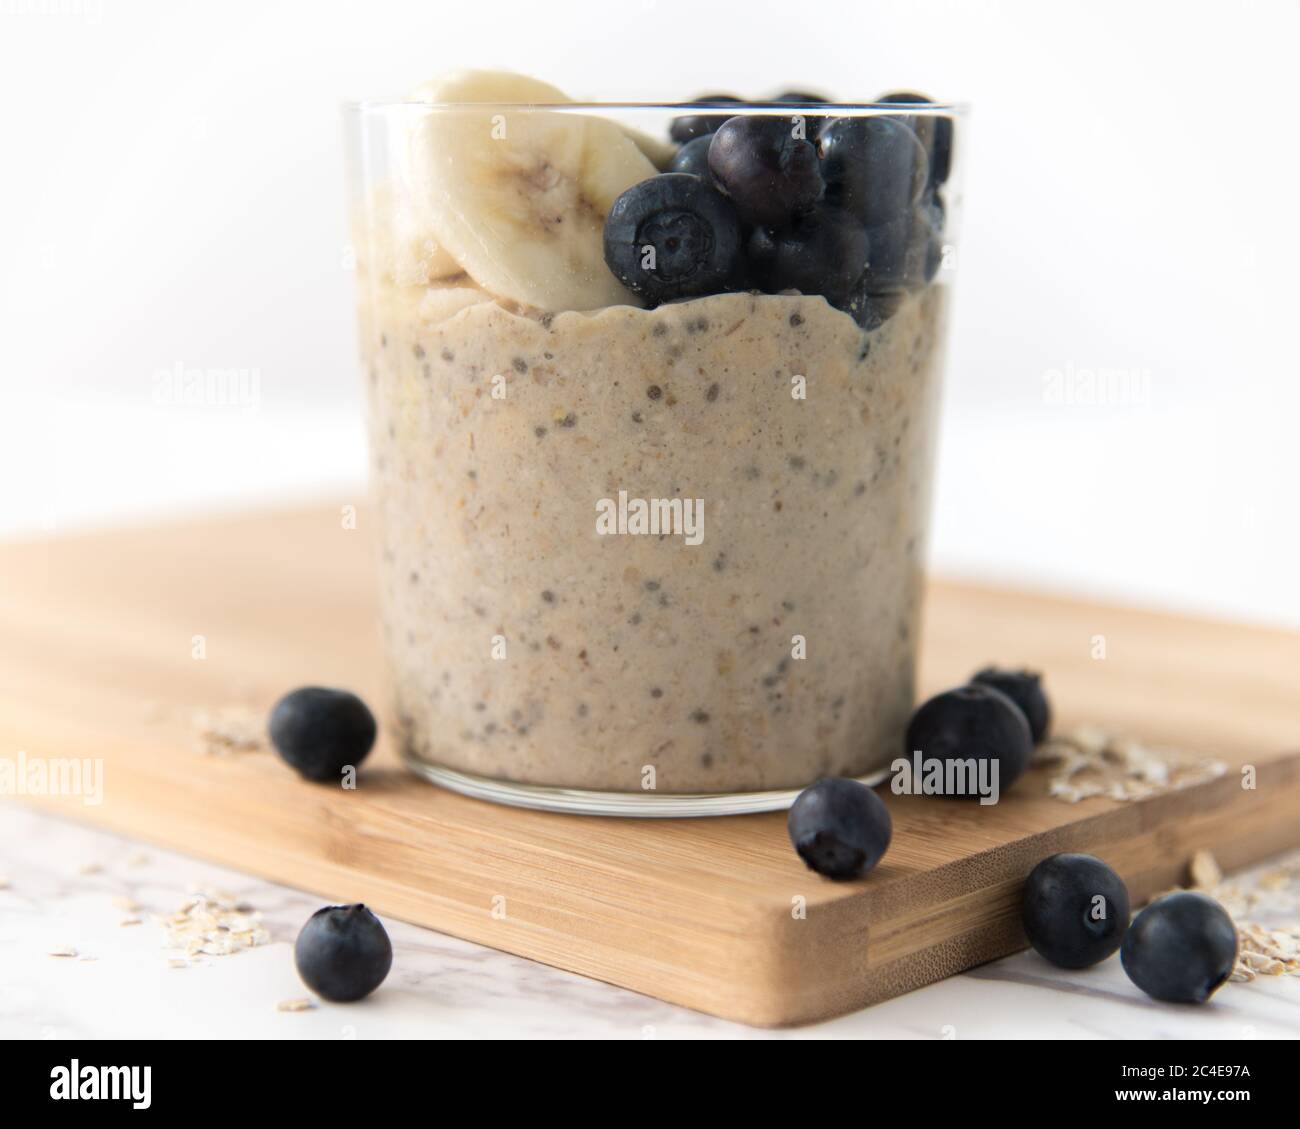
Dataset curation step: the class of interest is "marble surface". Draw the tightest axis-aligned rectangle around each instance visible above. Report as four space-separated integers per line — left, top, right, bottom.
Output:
0 805 1296 1040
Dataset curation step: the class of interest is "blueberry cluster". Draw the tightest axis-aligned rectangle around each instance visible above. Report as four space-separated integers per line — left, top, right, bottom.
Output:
1024 855 1237 1004
902 665 1050 799
603 89 952 327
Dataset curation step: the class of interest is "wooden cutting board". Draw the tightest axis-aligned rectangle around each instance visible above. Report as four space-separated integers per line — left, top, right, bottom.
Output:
2 506 1298 1026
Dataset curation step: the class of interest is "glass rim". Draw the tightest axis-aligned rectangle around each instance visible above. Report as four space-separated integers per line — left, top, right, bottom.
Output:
342 98 969 117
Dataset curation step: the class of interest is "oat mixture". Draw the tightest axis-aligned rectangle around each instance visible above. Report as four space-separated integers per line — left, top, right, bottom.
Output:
359 281 947 792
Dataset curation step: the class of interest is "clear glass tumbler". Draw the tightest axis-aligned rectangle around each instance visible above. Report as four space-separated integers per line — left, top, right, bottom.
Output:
343 94 964 815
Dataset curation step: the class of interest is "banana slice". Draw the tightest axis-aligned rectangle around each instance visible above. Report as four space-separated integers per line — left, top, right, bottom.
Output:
408 70 656 311
417 284 495 325
623 126 678 171
355 182 463 285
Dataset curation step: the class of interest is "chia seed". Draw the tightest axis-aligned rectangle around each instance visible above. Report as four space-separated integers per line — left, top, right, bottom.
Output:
650 687 663 698
706 383 720 402
789 312 804 327
512 357 528 373
413 343 425 360
440 347 454 362
690 709 710 724
541 590 555 603
646 384 662 401
535 426 547 438
558 412 577 428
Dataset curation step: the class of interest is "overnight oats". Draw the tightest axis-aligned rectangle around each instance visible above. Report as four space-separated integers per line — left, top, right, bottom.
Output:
345 72 961 813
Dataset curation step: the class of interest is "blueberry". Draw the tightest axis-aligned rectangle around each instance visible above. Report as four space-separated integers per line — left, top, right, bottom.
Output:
603 174 742 304
1022 853 1130 968
268 686 377 782
862 204 938 294
1121 892 1237 1003
772 90 831 104
787 778 892 880
747 206 868 304
904 683 1033 798
708 115 825 227
920 187 945 235
669 94 744 143
972 666 1051 742
878 91 953 187
294 904 393 1002
845 287 904 330
817 116 928 229
669 135 714 179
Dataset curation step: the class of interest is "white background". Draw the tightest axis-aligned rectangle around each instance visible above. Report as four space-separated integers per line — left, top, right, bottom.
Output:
2 0 1297 626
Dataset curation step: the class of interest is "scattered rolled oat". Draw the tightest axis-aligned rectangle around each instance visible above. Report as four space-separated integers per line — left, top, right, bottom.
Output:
276 998 316 1013
1034 727 1227 803
112 896 140 913
48 946 78 958
119 918 143 927
167 958 189 969
158 888 269 959
1189 849 1223 889
79 863 103 876
192 705 265 756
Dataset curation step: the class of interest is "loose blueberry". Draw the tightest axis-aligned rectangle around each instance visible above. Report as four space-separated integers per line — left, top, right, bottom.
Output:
294 904 393 1002
708 115 825 227
1022 853 1130 969
747 206 869 305
862 205 938 294
669 135 714 179
972 666 1051 742
817 116 928 229
1121 892 1237 1004
268 686 377 782
878 90 953 187
669 94 745 143
603 174 742 304
787 778 892 880
904 683 1033 798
